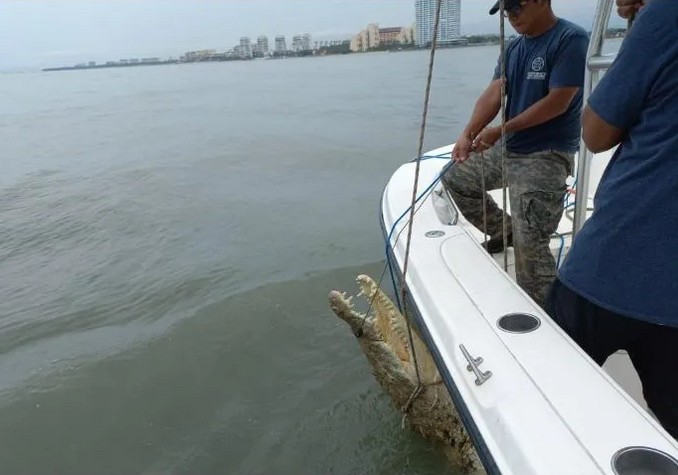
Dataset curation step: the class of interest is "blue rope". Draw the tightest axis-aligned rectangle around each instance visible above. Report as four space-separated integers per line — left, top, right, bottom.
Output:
556 233 566 268
386 254 403 311
386 156 579 284
412 152 451 162
555 203 578 267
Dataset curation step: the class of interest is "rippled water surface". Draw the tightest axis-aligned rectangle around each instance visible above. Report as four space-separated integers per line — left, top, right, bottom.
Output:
0 40 620 474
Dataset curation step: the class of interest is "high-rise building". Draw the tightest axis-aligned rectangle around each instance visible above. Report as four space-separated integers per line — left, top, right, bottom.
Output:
415 0 461 47
291 35 302 52
275 36 287 53
257 36 269 54
239 37 252 58
288 34 314 52
301 33 312 51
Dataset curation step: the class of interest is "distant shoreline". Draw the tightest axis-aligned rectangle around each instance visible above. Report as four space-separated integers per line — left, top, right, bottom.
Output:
40 41 502 73
39 29 625 73
43 60 179 72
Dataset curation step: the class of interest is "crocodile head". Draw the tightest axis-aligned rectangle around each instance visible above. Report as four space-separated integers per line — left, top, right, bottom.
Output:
329 274 483 474
329 274 438 386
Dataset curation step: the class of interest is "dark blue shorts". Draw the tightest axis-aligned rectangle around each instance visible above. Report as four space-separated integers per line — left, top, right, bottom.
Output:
546 278 678 440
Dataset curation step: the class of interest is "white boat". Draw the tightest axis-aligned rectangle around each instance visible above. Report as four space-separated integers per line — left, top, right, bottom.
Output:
381 1 678 473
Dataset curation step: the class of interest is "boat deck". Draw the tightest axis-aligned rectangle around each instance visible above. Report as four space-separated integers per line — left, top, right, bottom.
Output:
426 144 650 411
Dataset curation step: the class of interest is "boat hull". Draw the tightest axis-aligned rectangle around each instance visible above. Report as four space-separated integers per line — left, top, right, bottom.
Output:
380 145 678 474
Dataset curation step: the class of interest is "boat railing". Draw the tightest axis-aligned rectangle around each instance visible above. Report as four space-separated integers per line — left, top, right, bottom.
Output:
573 0 615 235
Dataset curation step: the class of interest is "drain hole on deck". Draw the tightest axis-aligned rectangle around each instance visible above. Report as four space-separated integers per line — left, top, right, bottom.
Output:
612 447 678 475
497 313 541 334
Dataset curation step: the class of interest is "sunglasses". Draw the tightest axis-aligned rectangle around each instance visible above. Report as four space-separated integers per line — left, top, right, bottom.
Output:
503 1 528 18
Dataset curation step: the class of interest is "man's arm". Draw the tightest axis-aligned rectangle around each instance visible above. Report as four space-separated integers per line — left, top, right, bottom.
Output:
473 32 588 152
506 28 589 133
473 86 579 151
581 1 646 154
583 2 662 154
462 79 502 140
452 79 502 161
503 87 579 134
505 30 590 133
582 105 624 153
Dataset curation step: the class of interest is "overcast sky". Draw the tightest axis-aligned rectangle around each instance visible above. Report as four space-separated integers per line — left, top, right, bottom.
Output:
1 0 624 69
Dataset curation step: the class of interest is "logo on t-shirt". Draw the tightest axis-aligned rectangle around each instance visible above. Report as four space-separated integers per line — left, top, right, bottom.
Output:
527 56 547 80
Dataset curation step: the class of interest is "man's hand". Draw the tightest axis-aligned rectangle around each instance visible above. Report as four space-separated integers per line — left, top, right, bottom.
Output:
617 0 644 19
452 134 474 163
472 127 502 153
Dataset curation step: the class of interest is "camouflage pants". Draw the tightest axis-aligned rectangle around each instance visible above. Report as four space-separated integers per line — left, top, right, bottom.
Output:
442 144 571 308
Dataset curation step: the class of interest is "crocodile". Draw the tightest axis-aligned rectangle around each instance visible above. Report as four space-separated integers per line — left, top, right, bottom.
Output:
329 274 484 474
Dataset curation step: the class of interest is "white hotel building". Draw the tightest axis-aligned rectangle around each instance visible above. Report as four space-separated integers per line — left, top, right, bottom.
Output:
415 0 462 47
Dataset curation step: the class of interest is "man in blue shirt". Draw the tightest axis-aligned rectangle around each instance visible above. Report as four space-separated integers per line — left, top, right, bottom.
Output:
547 0 678 439
443 0 589 308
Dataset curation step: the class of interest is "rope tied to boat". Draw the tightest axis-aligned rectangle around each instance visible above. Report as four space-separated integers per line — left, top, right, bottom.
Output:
368 0 510 424
499 0 509 271
480 150 489 248
396 0 511 423
478 2 509 268
397 0 445 420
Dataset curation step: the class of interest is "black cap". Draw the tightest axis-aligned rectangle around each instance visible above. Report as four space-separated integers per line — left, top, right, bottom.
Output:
489 0 523 15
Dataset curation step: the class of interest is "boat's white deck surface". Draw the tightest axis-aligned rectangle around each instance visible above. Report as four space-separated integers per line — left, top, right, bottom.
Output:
382 145 678 474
